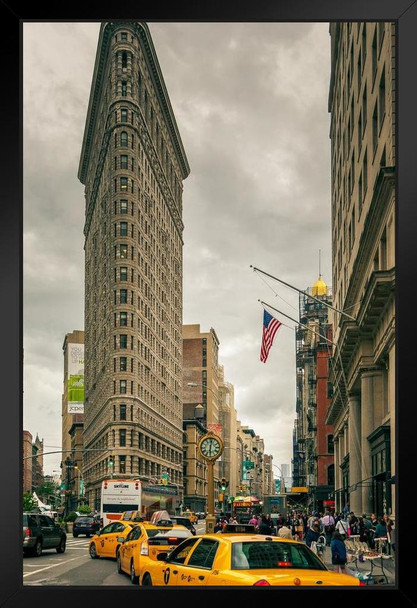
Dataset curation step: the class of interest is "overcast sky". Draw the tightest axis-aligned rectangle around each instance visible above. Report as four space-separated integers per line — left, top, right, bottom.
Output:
23 21 332 478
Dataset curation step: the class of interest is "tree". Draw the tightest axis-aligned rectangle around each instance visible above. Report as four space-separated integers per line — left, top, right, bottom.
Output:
78 504 92 514
23 492 38 512
35 480 58 502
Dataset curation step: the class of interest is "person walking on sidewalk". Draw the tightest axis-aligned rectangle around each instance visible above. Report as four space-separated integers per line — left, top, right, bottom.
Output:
330 530 348 574
321 510 336 546
335 514 349 540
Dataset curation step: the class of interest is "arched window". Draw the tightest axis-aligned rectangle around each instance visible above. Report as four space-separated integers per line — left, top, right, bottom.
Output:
120 131 128 147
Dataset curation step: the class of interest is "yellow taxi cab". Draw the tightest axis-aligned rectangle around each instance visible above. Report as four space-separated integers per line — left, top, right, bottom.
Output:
89 520 138 560
182 509 198 524
119 510 146 523
138 532 364 587
116 511 192 584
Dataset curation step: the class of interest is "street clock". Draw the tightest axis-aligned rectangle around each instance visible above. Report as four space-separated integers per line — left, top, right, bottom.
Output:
198 432 224 461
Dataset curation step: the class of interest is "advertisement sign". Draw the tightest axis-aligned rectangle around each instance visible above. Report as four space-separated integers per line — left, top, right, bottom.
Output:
207 424 222 436
67 343 84 413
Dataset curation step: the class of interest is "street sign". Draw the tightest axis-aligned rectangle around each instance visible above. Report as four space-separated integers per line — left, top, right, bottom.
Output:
243 460 254 469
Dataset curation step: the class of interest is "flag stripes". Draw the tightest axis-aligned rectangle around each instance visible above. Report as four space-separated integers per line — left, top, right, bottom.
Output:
260 309 282 362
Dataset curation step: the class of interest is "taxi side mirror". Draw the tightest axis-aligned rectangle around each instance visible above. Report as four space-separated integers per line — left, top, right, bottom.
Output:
157 552 169 561
117 537 125 543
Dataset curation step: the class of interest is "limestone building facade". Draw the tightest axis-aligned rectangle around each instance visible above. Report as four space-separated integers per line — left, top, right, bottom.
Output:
78 22 190 509
327 22 395 518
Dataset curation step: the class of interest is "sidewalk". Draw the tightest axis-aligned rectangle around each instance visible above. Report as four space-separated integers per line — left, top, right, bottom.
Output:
319 545 396 585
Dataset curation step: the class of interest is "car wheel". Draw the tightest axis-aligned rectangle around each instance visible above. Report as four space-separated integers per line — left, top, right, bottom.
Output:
141 573 152 586
130 561 138 584
89 543 99 559
73 533 78 538
32 539 42 557
117 553 123 574
56 538 66 553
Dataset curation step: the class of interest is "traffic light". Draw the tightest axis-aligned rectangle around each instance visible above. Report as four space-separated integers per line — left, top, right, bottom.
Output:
220 477 228 491
109 455 114 467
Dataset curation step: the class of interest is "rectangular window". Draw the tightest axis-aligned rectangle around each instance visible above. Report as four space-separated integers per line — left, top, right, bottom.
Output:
372 102 378 155
119 456 126 474
120 154 128 169
121 131 128 147
120 356 127 371
121 32 127 41
120 177 128 191
120 289 127 303
120 334 127 349
120 244 128 259
120 221 128 236
121 108 128 122
120 312 128 326
378 66 386 131
120 380 127 394
120 267 128 281
121 81 127 97
372 28 377 85
120 404 127 420
120 200 128 214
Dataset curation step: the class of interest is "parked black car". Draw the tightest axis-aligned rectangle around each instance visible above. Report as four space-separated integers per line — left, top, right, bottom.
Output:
23 512 67 557
73 515 101 537
169 516 196 535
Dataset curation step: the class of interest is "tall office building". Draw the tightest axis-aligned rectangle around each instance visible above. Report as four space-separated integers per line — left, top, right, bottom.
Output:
326 22 395 517
293 277 334 513
78 22 190 509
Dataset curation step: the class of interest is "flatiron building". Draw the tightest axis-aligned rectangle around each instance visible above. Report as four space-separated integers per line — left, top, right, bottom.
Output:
78 22 190 509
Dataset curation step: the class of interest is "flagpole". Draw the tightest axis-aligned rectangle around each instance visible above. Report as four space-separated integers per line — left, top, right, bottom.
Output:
251 265 356 322
259 300 336 347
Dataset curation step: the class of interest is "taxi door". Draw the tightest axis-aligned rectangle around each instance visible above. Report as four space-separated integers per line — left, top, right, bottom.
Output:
100 522 126 557
168 538 220 587
158 537 200 586
120 525 142 572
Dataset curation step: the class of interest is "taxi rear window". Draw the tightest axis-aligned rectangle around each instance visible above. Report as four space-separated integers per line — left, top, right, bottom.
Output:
231 542 327 570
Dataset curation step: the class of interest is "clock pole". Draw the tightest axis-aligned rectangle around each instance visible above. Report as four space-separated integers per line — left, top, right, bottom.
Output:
206 461 216 534
197 431 224 534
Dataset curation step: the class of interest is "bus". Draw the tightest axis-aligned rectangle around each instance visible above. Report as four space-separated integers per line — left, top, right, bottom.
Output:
100 479 181 526
232 496 261 523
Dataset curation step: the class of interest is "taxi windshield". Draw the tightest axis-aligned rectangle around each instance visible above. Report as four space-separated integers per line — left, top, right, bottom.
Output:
231 542 327 571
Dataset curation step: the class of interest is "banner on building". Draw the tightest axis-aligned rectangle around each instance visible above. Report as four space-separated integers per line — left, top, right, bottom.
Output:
207 424 222 436
67 343 84 413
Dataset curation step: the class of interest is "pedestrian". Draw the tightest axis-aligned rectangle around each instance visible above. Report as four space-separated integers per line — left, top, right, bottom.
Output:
277 519 293 539
330 530 348 574
348 512 358 535
321 510 336 546
373 517 387 539
266 514 275 535
335 514 349 540
249 514 258 527
257 515 273 535
373 517 388 553
294 513 304 541
305 518 321 548
383 514 394 554
343 501 350 519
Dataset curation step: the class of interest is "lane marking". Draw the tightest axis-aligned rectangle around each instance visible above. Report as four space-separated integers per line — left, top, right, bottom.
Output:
23 555 86 577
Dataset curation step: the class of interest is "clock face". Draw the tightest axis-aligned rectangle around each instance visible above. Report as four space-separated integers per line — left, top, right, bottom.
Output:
200 436 222 459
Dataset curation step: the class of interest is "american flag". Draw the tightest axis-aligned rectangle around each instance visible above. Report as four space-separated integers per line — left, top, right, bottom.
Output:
260 309 282 362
